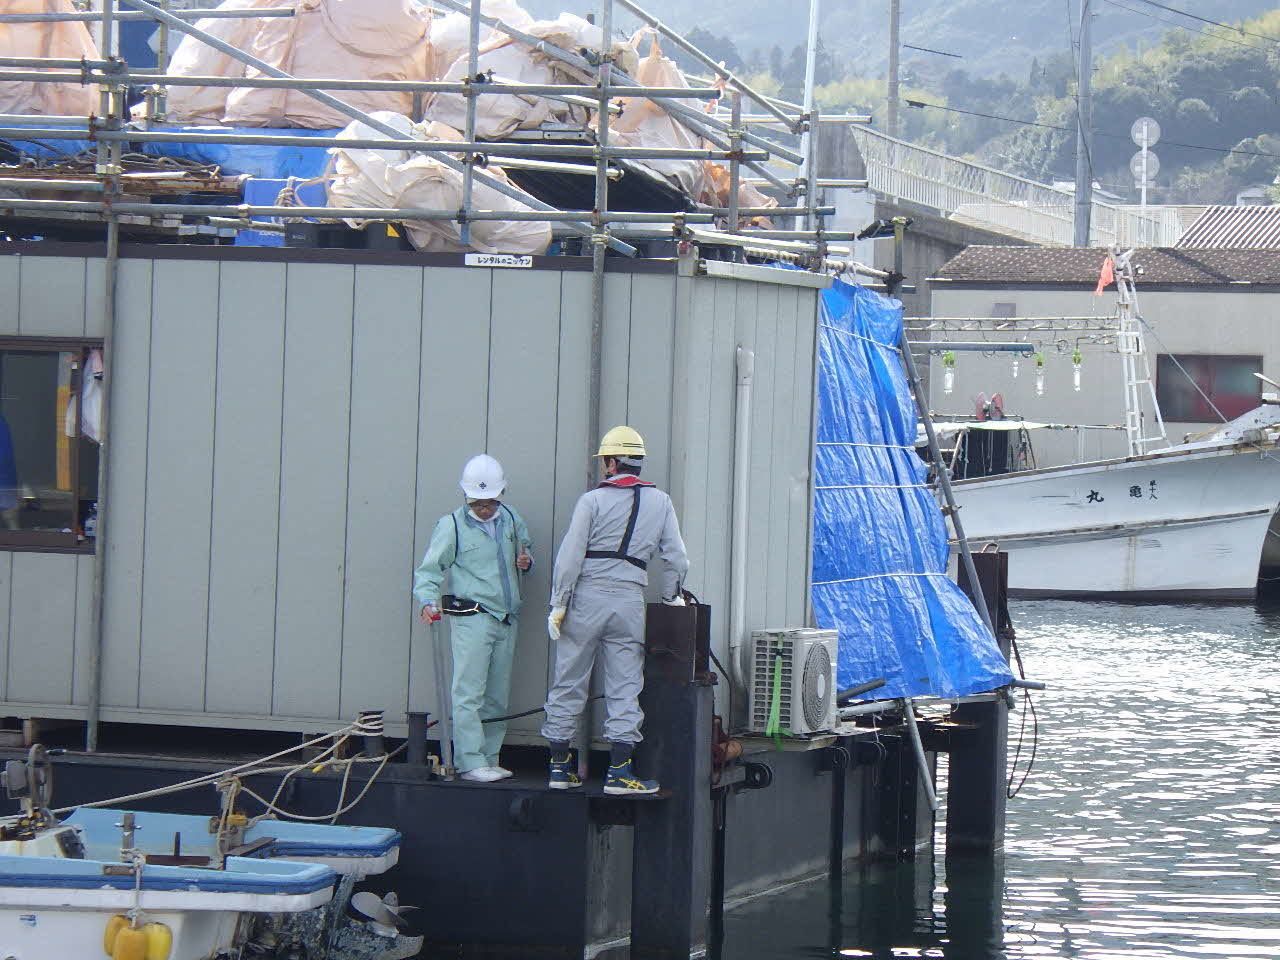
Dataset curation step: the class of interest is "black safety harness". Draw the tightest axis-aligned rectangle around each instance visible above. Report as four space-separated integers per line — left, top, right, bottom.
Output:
584 485 648 571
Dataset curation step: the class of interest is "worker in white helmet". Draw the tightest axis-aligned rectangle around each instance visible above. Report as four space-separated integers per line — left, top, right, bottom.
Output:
541 426 689 795
414 454 533 782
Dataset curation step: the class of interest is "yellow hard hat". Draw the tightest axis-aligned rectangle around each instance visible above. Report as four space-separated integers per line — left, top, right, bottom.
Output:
596 425 646 458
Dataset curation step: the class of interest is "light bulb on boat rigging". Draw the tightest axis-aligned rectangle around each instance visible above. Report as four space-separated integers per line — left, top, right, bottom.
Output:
942 350 956 395
1011 355 1020 379
1072 347 1083 392
1035 351 1046 397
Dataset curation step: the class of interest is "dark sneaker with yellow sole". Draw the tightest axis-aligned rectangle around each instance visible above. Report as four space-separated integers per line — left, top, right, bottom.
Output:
548 752 582 790
604 758 659 795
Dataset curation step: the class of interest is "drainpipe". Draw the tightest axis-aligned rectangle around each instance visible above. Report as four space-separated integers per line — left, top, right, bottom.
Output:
728 347 754 715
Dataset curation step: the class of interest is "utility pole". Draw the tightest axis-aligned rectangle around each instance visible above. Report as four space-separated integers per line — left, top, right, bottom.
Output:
1073 0 1094 246
887 0 901 137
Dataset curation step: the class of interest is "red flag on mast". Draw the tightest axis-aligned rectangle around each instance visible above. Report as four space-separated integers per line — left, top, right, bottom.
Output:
1095 255 1115 295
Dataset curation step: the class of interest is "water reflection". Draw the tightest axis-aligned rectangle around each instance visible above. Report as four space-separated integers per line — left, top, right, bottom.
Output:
722 600 1280 959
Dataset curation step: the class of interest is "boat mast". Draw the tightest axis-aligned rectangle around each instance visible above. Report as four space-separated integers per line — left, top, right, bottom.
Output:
1113 248 1168 456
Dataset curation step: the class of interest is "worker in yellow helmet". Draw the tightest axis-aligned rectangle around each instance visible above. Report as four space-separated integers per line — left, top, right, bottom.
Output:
541 426 689 794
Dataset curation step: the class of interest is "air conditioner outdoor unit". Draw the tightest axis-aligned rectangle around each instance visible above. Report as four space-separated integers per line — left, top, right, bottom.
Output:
747 628 839 736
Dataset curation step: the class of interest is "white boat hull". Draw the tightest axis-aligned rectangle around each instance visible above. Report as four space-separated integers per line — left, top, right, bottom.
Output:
951 440 1280 599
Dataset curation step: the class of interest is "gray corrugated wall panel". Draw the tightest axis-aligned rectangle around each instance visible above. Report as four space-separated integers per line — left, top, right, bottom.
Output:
73 554 94 704
138 260 219 711
18 256 87 336
101 259 152 708
0 554 11 699
339 265 424 722
204 262 286 715
600 273 632 432
0 257 18 334
753 284 790 629
625 273 676 497
408 267 491 717
84 259 106 338
788 289 819 626
673 277 714 613
8 553 77 704
273 262 355 721
488 268 564 735
547 272 591 695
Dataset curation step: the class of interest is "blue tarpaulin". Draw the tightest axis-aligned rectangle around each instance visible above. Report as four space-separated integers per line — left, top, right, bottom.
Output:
140 126 339 180
812 278 1012 701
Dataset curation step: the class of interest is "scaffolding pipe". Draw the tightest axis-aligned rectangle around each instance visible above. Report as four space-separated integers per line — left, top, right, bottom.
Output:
116 0 637 256
0 197 714 223
460 0 482 246
896 320 996 640
614 0 798 132
727 91 740 230
901 699 939 812
0 125 764 162
800 0 820 229
0 68 720 97
0 8 295 22
86 0 121 756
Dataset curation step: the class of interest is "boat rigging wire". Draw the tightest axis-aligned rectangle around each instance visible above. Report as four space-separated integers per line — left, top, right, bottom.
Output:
1006 632 1038 799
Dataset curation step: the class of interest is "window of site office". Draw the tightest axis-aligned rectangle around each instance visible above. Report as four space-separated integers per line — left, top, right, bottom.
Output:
0 339 103 552
1155 353 1261 422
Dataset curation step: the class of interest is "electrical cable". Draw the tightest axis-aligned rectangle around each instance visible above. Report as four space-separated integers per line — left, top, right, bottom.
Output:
1102 0 1272 51
904 99 1280 160
1129 0 1280 45
1005 632 1038 799
481 694 604 724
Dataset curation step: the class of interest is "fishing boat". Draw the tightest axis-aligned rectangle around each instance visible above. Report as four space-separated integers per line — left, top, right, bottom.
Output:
0 745 408 959
937 250 1280 600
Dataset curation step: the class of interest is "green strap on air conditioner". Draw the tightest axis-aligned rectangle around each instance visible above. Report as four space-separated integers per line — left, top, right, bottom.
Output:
764 638 791 742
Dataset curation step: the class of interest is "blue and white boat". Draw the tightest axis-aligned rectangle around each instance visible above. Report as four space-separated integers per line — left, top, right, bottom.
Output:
0 746 405 959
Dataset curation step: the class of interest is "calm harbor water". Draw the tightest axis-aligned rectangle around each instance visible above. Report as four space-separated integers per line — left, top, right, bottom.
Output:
722 600 1280 959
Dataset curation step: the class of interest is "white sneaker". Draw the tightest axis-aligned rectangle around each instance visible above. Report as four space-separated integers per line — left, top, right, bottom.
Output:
488 766 514 780
460 767 504 783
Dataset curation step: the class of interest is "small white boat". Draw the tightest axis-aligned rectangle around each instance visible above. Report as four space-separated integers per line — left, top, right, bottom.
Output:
0 746 407 960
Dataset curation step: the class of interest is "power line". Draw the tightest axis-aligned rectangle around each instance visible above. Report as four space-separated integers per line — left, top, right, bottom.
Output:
904 98 1280 160
902 42 963 59
1102 0 1271 52
1129 0 1280 45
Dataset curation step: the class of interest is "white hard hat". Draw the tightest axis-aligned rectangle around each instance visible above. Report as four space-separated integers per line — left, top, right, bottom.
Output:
460 454 506 500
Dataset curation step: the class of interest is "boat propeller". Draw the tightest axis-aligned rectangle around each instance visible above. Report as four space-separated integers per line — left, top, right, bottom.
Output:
350 890 418 938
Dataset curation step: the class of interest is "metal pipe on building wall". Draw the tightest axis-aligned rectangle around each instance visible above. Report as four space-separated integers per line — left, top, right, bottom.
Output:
728 348 754 706
86 0 122 755
459 0 482 247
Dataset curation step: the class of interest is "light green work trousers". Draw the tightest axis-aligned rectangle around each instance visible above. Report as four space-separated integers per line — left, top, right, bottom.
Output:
449 612 518 773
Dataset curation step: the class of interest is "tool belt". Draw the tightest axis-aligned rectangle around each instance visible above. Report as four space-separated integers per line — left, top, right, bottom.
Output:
441 594 484 617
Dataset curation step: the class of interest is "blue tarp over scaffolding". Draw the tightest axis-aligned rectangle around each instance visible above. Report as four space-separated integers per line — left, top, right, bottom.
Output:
812 278 1012 701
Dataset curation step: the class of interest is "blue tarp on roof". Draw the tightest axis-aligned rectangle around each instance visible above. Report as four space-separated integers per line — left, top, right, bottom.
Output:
812 278 1012 701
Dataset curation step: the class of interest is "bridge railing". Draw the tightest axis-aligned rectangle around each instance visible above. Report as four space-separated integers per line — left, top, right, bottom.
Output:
851 126 1180 247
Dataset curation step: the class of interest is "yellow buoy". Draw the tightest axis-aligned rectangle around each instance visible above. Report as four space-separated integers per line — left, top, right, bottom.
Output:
142 922 172 960
111 925 147 960
103 915 129 955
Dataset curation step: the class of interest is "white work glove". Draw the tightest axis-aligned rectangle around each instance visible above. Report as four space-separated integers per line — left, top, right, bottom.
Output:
548 606 567 640
662 595 687 606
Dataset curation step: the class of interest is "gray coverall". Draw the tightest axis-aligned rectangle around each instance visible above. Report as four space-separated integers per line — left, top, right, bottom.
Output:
541 476 689 744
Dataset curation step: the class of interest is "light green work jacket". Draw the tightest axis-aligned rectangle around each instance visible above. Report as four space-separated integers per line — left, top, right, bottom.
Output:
413 504 533 621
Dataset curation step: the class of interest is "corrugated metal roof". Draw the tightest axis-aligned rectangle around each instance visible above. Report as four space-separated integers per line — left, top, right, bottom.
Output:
1177 204 1280 249
932 245 1280 285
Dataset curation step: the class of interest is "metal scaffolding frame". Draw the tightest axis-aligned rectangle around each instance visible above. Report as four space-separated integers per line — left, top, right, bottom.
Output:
1 0 908 750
